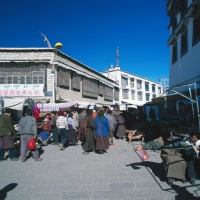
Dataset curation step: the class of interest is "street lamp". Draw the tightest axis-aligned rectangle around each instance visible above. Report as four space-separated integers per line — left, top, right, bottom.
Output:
51 42 63 103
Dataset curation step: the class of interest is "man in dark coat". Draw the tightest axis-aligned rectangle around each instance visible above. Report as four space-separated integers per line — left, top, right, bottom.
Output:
0 108 18 161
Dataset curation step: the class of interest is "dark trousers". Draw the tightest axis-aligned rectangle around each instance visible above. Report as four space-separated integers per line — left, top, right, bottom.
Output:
52 126 59 143
187 160 197 179
0 148 15 160
59 128 68 145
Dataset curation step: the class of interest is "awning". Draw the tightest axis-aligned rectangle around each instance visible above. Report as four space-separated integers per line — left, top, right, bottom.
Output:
152 94 185 104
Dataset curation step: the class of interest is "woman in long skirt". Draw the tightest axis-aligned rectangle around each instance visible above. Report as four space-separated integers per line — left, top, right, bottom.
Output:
94 110 110 154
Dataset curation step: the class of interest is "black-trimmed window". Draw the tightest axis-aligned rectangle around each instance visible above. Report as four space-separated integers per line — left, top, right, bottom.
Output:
7 76 18 84
137 80 142 90
114 87 119 101
121 75 128 87
193 14 200 46
146 93 150 101
104 86 113 101
145 82 149 91
71 72 80 91
57 67 70 89
0 77 5 84
82 77 98 98
98 82 104 96
137 92 143 101
130 77 134 88
152 84 156 93
20 76 31 84
131 90 135 100
122 89 129 99
181 29 188 57
172 42 178 64
158 87 161 94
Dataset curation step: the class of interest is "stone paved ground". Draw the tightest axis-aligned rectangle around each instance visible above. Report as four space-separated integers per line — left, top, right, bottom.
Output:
0 139 200 200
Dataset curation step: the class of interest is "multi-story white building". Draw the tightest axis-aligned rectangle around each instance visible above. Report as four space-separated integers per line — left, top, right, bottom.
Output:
167 0 200 87
102 65 163 106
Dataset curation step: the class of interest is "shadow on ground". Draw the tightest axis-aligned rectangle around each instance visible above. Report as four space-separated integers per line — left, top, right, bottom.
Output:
126 161 165 181
0 183 18 200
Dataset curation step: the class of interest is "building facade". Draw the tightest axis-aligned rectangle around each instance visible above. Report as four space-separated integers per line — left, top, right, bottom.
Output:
167 0 200 87
102 66 163 106
0 48 119 106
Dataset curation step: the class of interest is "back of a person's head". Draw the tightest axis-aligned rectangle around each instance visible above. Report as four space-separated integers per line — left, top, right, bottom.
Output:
4 108 12 114
68 113 73 118
98 110 104 116
58 111 63 116
107 110 112 114
25 109 32 116
87 110 93 116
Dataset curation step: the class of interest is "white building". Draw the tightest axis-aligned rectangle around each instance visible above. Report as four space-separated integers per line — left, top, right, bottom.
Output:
167 0 200 87
102 65 163 106
0 48 119 108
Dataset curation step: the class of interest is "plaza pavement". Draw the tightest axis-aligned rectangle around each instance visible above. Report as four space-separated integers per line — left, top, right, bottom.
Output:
0 139 200 200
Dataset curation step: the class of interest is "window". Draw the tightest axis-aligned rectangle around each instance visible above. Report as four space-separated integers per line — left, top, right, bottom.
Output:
13 76 18 84
99 82 104 96
180 0 188 19
152 84 156 93
181 29 188 56
146 93 150 101
158 87 161 94
170 14 177 33
122 89 129 99
83 77 98 98
7 77 12 84
172 42 178 64
71 72 80 91
153 94 156 98
145 82 149 91
193 14 200 46
130 78 134 88
137 80 142 89
104 86 113 101
114 88 119 101
57 67 70 88
137 92 142 101
131 90 135 100
32 71 44 84
0 77 5 84
121 75 128 87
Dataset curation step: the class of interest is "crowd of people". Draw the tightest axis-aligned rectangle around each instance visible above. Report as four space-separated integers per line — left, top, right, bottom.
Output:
1 106 200 188
0 106 129 162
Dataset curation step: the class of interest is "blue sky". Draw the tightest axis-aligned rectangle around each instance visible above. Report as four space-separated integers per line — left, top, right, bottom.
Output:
0 0 169 85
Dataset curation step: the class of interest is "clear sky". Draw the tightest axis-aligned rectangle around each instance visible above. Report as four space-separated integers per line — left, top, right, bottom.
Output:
0 0 169 85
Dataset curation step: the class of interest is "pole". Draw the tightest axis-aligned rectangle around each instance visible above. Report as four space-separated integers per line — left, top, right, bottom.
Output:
51 70 55 103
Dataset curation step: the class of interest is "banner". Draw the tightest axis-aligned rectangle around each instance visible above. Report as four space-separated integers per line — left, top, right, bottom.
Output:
0 84 44 97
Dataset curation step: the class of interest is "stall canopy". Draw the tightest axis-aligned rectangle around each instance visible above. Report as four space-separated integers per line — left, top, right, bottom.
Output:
152 80 200 129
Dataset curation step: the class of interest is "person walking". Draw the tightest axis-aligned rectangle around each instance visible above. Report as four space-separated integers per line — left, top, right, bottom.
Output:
82 110 95 154
50 111 59 145
94 110 110 154
18 109 42 162
116 113 126 139
56 111 68 150
67 112 77 146
105 110 117 146
0 108 19 161
78 108 87 141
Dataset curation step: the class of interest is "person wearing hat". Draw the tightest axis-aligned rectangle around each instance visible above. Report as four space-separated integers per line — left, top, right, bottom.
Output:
0 108 19 161
38 118 52 146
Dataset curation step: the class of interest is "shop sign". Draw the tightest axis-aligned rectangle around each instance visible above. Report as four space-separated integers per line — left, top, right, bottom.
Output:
0 84 44 97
